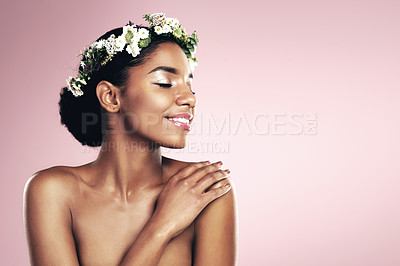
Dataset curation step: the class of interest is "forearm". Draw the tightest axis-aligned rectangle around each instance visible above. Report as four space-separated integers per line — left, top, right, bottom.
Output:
119 218 172 266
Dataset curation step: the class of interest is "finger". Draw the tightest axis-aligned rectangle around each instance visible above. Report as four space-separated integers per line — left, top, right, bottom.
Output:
171 161 210 181
186 161 224 183
195 169 230 191
202 180 232 204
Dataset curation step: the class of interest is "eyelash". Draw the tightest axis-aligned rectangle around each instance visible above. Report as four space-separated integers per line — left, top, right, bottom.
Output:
154 83 196 95
154 83 172 88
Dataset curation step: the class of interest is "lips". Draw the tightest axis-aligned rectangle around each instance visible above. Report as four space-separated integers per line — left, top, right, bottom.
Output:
165 113 193 131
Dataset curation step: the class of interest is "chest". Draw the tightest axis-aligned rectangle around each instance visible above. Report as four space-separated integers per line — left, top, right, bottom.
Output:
70 190 194 266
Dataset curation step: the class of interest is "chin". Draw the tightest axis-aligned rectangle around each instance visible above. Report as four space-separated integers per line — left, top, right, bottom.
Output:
159 136 188 149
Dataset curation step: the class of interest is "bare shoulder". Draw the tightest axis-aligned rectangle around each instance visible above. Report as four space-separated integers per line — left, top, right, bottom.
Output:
24 166 82 265
161 156 199 180
197 176 237 219
161 156 238 264
192 166 238 265
24 166 80 204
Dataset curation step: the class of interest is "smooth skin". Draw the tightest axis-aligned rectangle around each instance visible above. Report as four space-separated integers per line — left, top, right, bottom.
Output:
24 42 237 266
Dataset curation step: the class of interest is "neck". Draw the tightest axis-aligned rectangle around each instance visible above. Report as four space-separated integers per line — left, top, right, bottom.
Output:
88 131 163 201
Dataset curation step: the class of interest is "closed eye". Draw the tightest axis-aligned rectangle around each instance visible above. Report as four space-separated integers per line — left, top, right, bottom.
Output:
154 83 172 88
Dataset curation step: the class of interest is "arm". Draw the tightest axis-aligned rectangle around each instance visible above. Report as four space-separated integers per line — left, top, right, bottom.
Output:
193 179 238 266
120 161 232 266
23 170 80 266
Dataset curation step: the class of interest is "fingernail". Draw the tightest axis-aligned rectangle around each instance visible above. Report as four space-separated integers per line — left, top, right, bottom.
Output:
225 183 231 188
224 169 230 174
205 160 211 164
217 161 223 166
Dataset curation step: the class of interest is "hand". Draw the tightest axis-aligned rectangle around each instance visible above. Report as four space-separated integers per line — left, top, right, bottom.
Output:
152 161 231 239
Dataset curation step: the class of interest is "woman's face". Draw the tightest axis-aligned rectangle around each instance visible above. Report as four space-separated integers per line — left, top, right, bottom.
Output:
118 42 196 149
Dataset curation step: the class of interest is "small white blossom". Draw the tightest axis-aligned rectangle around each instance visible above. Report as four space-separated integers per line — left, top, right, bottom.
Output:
154 26 163 35
123 25 136 35
126 43 141 57
161 24 172 34
92 39 105 49
66 77 84 97
125 26 140 44
66 76 73 87
114 35 126 52
166 18 179 28
138 28 149 39
105 37 116 54
72 82 81 90
149 13 166 26
75 77 87 85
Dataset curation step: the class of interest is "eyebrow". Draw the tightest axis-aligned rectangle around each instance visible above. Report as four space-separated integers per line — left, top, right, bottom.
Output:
148 66 193 79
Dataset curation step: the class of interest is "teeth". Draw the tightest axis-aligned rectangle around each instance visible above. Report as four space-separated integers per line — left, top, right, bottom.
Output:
168 117 189 124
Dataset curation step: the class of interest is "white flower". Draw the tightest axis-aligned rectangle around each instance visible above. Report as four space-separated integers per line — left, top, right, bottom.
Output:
92 39 105 49
138 28 149 39
72 82 81 90
80 61 86 67
154 26 163 35
161 24 172 34
149 13 166 26
105 37 116 54
114 35 126 52
132 32 140 43
166 18 179 28
126 43 141 57
75 77 87 85
123 25 136 35
124 26 140 44
66 77 84 97
66 76 73 87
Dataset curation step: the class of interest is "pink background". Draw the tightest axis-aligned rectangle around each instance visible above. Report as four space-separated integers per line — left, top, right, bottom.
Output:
1 0 399 265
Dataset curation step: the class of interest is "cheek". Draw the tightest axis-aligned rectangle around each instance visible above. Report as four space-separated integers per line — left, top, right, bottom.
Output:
128 90 176 132
123 86 174 113
136 90 175 115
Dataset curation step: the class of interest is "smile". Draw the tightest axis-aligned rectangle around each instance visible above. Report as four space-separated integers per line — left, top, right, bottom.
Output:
165 113 193 131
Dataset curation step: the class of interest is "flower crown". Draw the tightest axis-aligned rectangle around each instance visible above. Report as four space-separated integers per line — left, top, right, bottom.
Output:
66 13 199 97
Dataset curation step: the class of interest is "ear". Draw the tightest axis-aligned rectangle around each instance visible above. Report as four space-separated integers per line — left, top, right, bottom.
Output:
96 81 121 113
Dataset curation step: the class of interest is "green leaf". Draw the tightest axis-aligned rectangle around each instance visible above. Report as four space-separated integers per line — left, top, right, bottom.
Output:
173 28 182 38
138 38 151 48
125 31 133 44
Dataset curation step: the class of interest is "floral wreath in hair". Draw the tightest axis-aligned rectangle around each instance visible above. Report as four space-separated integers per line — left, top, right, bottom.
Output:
66 13 199 97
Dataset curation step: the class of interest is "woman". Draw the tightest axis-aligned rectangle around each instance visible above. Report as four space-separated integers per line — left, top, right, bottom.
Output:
23 13 237 265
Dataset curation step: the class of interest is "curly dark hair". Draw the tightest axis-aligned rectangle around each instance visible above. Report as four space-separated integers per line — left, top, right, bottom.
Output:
59 26 181 147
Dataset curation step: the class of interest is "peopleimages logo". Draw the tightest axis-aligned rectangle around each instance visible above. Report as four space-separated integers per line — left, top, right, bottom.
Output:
80 112 318 136
187 112 318 136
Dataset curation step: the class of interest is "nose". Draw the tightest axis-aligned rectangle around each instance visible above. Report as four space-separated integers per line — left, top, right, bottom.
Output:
176 85 196 108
